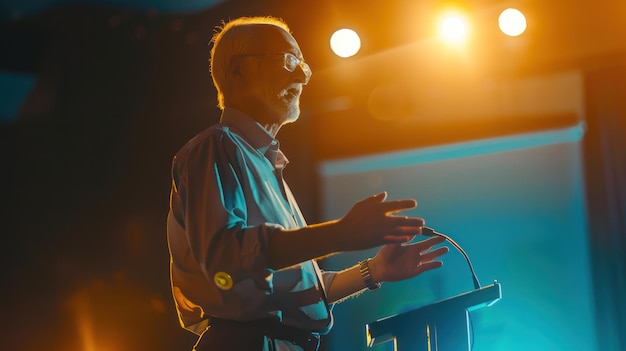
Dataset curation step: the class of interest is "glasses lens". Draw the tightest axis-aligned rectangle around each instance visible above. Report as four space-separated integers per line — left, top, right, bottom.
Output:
283 53 311 84
284 53 299 72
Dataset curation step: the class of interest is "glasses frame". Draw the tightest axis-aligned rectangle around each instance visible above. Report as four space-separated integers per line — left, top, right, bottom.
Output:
236 52 311 84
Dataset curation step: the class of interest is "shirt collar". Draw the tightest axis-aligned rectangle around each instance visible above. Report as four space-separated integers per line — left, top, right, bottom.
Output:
220 108 289 167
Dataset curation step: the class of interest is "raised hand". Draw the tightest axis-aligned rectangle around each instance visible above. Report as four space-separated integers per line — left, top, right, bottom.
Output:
369 235 449 284
335 192 425 252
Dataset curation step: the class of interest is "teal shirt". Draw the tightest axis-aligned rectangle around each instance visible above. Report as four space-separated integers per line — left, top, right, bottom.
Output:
167 108 334 336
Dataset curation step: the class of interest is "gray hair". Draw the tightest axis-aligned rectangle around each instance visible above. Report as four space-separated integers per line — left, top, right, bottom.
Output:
209 16 291 110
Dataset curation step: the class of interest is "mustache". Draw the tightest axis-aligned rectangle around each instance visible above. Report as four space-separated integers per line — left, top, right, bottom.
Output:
278 84 303 98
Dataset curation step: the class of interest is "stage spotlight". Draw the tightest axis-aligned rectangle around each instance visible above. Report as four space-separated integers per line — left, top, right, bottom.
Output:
438 12 469 44
499 8 527 36
330 28 361 58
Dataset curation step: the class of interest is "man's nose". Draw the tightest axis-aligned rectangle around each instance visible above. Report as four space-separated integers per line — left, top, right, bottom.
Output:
293 64 311 85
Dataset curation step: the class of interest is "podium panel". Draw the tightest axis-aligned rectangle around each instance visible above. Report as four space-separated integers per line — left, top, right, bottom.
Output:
366 282 502 351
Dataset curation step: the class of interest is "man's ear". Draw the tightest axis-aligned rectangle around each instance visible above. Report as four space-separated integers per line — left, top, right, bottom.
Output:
232 64 242 77
229 57 245 80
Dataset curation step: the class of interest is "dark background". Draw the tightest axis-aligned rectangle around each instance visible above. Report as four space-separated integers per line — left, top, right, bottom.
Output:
1 0 624 350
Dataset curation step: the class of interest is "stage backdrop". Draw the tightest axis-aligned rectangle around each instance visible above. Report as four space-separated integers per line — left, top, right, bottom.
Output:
317 123 595 351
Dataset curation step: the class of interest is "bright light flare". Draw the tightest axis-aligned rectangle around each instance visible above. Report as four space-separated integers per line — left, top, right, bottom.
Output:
438 12 469 44
330 28 361 58
499 8 527 36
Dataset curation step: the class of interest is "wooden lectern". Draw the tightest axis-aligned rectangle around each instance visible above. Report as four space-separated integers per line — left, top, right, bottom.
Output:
365 281 502 351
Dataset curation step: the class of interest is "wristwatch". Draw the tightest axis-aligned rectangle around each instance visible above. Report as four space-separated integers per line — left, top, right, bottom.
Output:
359 259 382 290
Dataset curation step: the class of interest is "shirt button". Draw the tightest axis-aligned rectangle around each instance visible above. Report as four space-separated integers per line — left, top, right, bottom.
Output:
214 272 233 290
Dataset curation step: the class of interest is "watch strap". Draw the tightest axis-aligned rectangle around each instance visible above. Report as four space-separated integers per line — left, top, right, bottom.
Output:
359 259 382 291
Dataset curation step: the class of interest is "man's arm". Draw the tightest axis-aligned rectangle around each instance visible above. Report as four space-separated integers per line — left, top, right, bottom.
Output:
324 236 449 303
266 191 449 303
266 192 425 269
323 264 365 304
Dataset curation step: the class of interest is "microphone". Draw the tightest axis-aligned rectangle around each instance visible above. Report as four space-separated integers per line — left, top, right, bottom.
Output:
422 226 481 290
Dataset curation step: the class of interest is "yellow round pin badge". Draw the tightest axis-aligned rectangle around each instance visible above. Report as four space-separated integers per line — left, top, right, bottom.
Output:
214 272 233 290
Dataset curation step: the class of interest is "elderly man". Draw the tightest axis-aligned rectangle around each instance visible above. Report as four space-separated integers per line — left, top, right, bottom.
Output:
167 16 448 351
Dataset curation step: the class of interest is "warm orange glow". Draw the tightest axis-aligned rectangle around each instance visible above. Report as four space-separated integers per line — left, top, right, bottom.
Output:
63 272 169 351
330 28 361 58
499 8 527 36
438 12 469 44
75 298 97 351
68 283 101 351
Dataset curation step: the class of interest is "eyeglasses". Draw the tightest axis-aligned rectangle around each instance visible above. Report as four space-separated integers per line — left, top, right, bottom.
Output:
237 52 312 84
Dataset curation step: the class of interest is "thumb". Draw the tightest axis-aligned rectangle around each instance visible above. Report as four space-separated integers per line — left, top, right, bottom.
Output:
371 191 388 202
353 192 387 210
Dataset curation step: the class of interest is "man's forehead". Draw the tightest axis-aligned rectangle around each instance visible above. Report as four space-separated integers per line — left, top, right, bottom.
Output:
246 24 300 54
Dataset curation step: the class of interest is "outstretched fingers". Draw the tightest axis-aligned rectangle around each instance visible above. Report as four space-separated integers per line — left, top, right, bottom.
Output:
420 246 449 262
415 235 446 249
411 240 448 275
413 260 444 275
379 199 418 214
383 234 416 244
381 220 428 241
389 215 424 226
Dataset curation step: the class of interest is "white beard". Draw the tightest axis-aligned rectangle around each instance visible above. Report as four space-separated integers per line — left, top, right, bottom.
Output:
261 85 302 125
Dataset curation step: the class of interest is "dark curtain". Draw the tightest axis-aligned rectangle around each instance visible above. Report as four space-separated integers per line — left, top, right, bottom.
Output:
584 62 626 351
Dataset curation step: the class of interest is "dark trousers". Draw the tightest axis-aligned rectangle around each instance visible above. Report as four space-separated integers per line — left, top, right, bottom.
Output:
193 323 265 350
192 318 320 351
